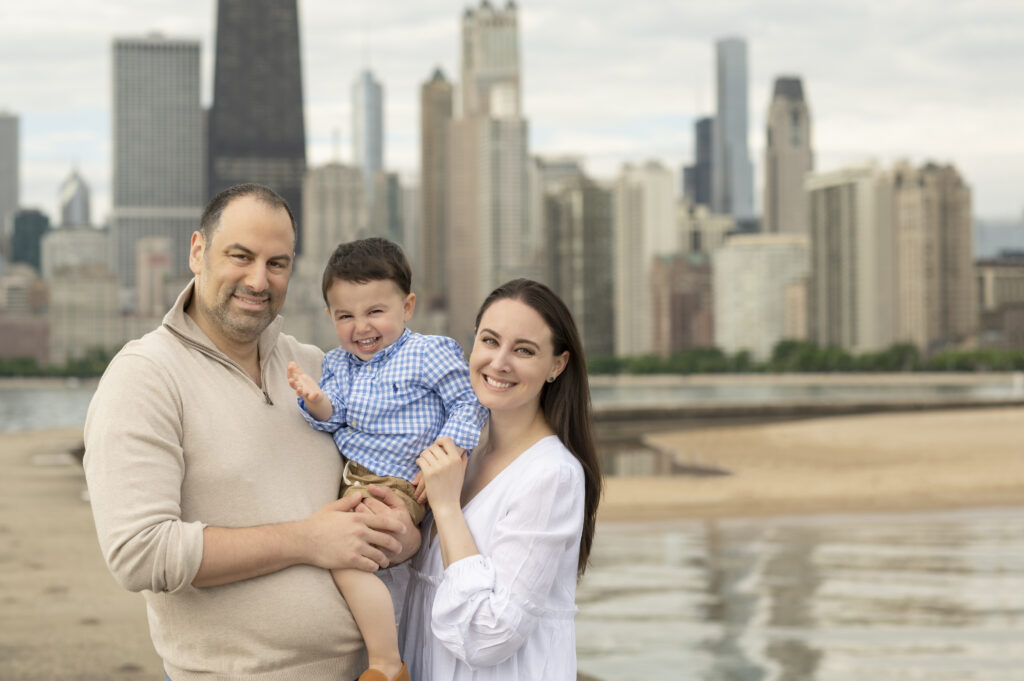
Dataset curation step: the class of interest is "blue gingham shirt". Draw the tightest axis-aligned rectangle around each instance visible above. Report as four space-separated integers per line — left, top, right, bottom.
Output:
298 329 488 481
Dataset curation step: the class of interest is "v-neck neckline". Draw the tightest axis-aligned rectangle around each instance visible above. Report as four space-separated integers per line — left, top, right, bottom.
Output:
426 434 557 550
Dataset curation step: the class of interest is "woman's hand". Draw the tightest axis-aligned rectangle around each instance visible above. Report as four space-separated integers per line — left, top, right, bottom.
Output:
416 436 467 520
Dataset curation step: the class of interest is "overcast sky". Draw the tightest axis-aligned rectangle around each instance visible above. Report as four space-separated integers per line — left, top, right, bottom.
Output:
2 0 1022 223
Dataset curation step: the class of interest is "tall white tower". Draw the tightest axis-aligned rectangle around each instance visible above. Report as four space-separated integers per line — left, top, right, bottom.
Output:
712 37 754 222
352 69 384 205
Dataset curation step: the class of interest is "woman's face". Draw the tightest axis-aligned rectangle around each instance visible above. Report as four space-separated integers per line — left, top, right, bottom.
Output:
470 298 568 416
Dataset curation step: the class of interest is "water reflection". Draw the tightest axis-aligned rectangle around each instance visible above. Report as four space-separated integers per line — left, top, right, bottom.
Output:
577 508 1024 680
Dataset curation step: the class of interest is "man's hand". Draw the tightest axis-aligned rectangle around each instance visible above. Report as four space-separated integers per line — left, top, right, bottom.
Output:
301 494 407 573
361 484 422 564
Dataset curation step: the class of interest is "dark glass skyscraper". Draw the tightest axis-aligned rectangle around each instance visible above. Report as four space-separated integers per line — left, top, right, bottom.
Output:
207 0 307 251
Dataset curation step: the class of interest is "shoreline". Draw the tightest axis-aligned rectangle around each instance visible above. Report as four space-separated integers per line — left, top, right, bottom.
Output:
3 407 1023 678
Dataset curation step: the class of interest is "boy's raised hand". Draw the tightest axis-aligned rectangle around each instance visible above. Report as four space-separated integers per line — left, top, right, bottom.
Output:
287 361 333 421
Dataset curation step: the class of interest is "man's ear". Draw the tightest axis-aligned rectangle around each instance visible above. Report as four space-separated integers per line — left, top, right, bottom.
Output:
188 231 205 276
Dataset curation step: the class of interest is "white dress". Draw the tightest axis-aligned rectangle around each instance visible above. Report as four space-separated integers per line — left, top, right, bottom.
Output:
397 435 584 680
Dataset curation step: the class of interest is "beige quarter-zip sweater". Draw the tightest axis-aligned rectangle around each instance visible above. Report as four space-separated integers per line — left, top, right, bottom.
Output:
84 281 365 681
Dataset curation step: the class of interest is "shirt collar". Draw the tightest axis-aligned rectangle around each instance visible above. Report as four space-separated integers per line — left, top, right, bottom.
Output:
346 328 411 366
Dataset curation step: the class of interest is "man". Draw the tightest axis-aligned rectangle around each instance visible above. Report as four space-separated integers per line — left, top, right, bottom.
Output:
84 184 419 681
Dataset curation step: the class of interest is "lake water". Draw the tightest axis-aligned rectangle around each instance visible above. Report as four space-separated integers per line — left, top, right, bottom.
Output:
3 373 1024 434
577 508 1024 681
3 378 1024 679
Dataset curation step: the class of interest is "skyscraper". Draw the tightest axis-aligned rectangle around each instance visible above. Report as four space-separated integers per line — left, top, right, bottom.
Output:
58 168 91 227
764 76 813 234
682 117 713 207
0 112 18 243
11 209 51 273
712 37 754 222
613 161 678 357
352 69 384 206
806 163 898 353
207 0 307 251
419 68 454 312
545 174 614 357
301 163 367 277
713 233 809 361
447 1 530 348
892 162 975 352
111 34 204 291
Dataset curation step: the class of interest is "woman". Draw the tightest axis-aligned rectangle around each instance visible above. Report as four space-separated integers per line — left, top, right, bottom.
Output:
400 278 602 680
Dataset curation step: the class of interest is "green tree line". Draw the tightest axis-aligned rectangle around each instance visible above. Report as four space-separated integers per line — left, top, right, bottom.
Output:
0 347 115 378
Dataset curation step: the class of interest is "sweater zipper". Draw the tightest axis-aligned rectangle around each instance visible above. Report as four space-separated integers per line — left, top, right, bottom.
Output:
170 329 274 405
260 364 273 405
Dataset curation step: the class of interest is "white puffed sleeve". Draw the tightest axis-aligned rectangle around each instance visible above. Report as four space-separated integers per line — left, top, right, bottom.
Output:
429 458 583 668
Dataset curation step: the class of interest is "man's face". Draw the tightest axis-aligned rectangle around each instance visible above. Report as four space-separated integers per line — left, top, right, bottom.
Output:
188 195 294 349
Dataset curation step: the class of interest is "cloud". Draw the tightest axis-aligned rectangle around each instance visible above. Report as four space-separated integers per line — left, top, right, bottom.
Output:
2 0 1022 219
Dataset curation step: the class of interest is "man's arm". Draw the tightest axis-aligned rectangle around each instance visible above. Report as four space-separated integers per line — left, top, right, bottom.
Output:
193 495 408 587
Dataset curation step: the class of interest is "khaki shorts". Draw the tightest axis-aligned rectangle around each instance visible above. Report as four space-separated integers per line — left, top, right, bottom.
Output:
340 459 427 525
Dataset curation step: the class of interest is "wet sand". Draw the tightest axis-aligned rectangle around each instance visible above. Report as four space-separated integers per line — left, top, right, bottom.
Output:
600 406 1024 520
3 407 1024 678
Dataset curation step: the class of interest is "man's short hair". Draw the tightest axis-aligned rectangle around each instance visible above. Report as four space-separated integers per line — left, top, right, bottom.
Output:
321 238 412 305
200 183 296 240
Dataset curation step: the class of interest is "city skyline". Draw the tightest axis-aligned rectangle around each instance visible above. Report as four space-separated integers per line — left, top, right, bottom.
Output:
1 0 1022 223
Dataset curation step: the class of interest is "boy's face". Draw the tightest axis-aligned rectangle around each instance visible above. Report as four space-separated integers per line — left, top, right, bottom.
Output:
325 278 416 361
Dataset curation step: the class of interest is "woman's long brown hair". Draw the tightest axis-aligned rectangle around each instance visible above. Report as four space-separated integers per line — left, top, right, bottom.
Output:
474 278 602 576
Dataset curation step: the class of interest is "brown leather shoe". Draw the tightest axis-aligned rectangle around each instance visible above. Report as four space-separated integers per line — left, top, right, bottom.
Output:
357 662 409 681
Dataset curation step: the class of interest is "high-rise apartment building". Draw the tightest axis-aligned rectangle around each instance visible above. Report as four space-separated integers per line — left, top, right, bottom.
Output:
530 156 584 282
651 253 713 358
682 117 713 207
207 0 306 250
11 209 51 273
763 76 813 235
419 68 454 312
58 169 91 227
447 1 530 348
0 112 17 242
110 34 204 293
301 163 367 277
713 233 809 361
49 265 122 363
806 163 898 353
545 175 614 357
41 227 109 280
679 199 736 256
613 161 678 357
712 37 754 221
892 162 975 351
352 70 384 207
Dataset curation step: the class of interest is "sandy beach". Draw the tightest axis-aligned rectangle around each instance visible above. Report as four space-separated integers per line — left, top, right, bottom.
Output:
600 405 1024 520
2 406 1023 678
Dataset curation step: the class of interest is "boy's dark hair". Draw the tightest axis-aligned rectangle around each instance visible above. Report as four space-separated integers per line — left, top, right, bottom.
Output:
321 237 412 305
